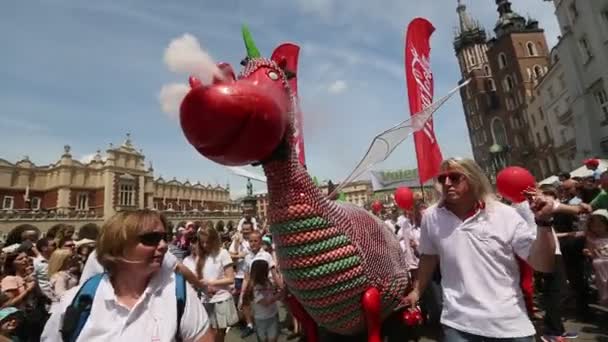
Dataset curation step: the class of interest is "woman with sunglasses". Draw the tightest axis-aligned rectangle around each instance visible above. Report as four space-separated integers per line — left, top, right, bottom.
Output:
183 226 238 342
41 209 213 341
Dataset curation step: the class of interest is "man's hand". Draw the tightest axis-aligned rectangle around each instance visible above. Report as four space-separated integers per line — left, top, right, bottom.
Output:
529 195 554 221
402 288 420 308
579 203 592 214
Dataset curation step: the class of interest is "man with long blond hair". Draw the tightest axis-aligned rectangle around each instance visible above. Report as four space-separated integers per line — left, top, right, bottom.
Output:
404 158 556 341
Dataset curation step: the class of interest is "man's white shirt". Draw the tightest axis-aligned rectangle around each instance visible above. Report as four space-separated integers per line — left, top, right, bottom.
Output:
419 201 536 338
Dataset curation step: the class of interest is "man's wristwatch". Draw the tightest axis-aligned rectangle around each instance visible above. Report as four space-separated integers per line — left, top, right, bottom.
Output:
535 218 554 227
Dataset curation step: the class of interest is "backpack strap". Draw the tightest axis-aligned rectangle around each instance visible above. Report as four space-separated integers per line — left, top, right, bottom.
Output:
61 273 104 342
174 272 187 342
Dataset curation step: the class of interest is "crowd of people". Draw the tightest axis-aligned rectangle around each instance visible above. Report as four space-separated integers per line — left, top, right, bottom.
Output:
0 158 605 341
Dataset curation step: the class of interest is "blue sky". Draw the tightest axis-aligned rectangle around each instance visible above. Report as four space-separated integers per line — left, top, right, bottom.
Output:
0 0 559 198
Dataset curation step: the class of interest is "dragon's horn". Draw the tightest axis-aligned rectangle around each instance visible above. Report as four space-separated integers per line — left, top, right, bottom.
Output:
242 24 261 58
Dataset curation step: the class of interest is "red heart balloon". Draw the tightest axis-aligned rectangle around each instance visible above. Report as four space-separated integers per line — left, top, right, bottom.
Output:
394 187 414 210
371 200 383 214
496 166 536 203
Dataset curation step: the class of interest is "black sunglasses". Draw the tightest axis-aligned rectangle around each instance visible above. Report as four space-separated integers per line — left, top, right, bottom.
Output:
437 172 464 185
138 232 168 247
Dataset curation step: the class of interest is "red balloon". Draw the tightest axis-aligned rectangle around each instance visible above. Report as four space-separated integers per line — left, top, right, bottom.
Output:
371 200 383 214
180 64 290 166
394 187 414 210
402 307 423 326
496 166 536 203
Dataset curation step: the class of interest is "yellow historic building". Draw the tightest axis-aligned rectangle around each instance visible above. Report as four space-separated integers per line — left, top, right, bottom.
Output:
0 135 240 242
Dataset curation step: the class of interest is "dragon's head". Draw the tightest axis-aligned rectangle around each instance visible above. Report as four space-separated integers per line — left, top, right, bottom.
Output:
179 26 296 166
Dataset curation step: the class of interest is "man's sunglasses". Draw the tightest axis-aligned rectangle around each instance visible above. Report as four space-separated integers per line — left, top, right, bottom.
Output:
138 232 168 247
437 172 464 185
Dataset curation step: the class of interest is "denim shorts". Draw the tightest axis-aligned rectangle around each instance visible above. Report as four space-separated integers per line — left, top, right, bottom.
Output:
255 315 279 340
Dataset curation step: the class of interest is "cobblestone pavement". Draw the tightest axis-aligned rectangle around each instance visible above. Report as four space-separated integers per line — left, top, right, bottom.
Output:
226 303 608 342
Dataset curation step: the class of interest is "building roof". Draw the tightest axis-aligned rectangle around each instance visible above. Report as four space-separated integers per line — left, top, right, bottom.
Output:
369 168 434 191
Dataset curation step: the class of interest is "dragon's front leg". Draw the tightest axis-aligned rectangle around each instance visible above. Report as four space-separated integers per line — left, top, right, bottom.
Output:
362 287 382 342
285 291 318 342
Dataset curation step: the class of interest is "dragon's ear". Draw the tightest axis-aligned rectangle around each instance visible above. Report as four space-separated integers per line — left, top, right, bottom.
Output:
276 57 297 79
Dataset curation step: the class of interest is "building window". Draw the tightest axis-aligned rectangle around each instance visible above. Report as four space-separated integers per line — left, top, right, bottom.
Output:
602 9 608 33
2 196 14 210
505 96 515 111
77 193 88 211
578 37 593 63
526 42 537 56
118 184 135 207
543 126 551 144
568 2 579 24
31 197 41 210
491 117 508 146
167 202 173 210
595 88 608 122
484 65 491 76
486 79 496 92
539 107 545 120
533 65 544 79
498 53 507 69
503 76 514 92
536 132 542 147
153 202 159 210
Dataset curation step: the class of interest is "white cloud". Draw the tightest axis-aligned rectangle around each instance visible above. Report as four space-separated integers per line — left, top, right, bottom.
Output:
328 80 347 94
294 0 333 19
158 83 190 120
80 153 96 164
163 33 221 84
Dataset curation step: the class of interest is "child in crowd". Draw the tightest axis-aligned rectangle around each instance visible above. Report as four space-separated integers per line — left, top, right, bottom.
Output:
584 209 608 305
243 259 282 342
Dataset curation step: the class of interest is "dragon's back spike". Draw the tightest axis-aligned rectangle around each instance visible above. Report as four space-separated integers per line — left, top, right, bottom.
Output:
241 24 261 58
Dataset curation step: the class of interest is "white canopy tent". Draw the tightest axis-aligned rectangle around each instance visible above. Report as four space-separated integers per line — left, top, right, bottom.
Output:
538 159 608 185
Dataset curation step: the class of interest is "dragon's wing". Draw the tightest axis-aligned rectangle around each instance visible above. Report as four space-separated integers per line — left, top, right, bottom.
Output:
328 79 470 198
226 166 267 183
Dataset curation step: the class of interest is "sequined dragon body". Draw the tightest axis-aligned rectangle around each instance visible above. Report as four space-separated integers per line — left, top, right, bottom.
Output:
179 27 411 340
264 150 410 335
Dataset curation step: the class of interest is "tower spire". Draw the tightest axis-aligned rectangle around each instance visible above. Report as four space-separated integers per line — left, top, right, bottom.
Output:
457 0 474 33
496 0 513 17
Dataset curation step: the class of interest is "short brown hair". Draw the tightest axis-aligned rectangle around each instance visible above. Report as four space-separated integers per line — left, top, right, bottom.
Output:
96 209 169 273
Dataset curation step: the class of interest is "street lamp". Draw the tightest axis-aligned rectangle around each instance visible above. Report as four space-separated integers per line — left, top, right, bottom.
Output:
489 143 511 182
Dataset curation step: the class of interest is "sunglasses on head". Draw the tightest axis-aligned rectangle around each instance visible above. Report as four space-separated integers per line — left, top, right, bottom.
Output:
138 232 168 247
437 172 464 185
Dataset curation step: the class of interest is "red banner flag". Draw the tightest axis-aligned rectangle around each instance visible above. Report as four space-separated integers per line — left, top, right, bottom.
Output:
405 18 443 184
271 44 306 167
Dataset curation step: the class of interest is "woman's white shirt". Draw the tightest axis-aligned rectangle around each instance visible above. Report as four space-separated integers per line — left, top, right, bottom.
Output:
41 261 209 342
182 248 233 303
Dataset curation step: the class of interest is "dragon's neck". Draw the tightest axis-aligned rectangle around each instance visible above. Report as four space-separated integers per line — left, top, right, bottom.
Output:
262 149 329 224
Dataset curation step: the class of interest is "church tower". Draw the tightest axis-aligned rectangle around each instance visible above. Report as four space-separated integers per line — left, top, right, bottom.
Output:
453 0 496 174
454 0 551 178
485 0 550 177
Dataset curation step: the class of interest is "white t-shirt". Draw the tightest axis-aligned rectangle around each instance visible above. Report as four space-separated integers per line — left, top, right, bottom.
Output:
182 249 233 303
252 284 279 320
245 250 275 273
396 215 412 241
384 219 397 235
419 201 536 338
41 261 209 342
237 217 258 231
229 239 250 279
79 249 178 285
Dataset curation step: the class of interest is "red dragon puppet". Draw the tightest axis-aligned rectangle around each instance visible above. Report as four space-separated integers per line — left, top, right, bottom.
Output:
179 26 465 342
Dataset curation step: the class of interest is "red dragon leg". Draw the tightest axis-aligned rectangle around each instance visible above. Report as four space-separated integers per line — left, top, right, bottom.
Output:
285 292 318 342
362 287 382 342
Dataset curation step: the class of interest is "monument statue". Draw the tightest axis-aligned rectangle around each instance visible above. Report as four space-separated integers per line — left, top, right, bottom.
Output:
246 178 253 196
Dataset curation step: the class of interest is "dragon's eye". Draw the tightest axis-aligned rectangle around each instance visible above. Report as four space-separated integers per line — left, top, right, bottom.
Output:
267 70 279 81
